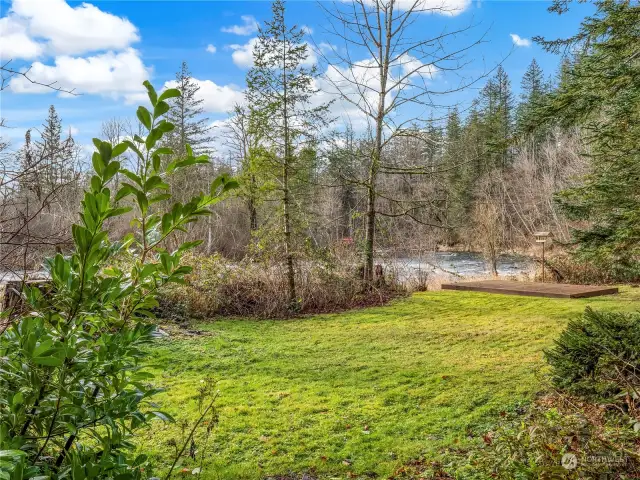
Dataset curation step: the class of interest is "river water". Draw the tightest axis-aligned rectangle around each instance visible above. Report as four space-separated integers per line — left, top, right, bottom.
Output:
382 251 534 282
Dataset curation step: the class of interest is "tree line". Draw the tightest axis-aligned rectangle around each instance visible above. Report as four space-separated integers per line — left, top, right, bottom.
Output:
2 0 638 298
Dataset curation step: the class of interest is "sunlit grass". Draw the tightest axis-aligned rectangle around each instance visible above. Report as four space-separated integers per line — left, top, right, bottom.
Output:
139 288 640 479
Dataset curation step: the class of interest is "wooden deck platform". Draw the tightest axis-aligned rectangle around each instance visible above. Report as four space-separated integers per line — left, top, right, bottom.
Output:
441 280 619 299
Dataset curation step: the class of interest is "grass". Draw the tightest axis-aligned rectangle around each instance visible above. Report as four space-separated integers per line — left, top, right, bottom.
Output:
139 288 640 479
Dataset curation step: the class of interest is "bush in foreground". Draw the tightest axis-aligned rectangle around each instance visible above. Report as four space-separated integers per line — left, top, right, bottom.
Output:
477 306 640 479
0 82 236 479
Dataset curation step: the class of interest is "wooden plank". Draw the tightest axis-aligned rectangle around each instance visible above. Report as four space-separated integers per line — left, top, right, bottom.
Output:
441 280 618 299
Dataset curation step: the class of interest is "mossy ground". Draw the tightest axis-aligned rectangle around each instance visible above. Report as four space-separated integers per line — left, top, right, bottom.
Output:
139 288 640 479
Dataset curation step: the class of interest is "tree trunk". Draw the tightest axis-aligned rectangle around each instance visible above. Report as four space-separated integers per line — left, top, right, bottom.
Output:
283 161 296 306
248 174 258 232
364 172 377 283
281 23 296 307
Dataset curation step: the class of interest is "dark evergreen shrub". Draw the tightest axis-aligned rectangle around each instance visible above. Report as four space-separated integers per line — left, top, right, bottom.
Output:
545 307 640 399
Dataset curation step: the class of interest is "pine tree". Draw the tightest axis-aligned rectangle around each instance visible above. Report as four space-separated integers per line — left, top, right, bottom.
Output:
478 67 515 171
165 61 213 156
18 129 41 199
516 59 549 157
442 107 471 240
538 0 640 278
516 59 545 130
30 105 75 193
245 0 330 306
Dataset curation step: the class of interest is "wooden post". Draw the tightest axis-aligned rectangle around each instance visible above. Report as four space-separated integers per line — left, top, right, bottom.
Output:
534 231 552 284
542 241 545 283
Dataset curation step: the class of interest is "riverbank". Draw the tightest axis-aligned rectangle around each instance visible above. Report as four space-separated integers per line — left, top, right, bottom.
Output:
138 287 639 479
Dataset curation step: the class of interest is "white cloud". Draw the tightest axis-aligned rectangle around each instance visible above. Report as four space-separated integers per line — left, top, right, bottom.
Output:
363 0 472 16
0 16 44 60
2 0 153 100
9 48 150 98
397 53 438 78
301 25 313 35
228 37 259 69
206 44 217 54
316 53 439 130
510 33 531 48
8 0 140 57
221 15 259 36
68 125 79 136
160 78 245 114
228 37 317 69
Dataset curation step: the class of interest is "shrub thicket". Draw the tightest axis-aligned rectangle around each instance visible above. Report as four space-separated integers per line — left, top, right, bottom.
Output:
157 250 405 320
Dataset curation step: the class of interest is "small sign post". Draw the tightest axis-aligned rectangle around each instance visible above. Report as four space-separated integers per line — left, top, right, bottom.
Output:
534 231 552 283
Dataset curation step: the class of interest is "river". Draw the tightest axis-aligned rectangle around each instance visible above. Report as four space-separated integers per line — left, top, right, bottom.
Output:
382 251 534 283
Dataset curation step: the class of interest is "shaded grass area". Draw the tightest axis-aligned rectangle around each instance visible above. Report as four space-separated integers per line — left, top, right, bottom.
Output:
140 288 640 479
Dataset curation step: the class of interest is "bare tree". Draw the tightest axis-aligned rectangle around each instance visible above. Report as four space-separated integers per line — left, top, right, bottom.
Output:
0 60 78 95
320 0 487 283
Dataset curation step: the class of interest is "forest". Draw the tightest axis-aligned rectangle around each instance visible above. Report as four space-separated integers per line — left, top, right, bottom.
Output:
1 0 639 478
3 1 608 294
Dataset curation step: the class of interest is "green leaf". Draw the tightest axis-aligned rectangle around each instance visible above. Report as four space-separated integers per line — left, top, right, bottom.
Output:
135 190 149 214
32 355 64 367
150 193 171 204
92 152 104 175
156 120 175 133
136 106 152 130
33 339 55 357
145 128 162 151
153 100 170 118
90 175 102 193
103 161 121 182
119 170 143 187
98 142 112 163
158 87 181 102
115 184 136 201
112 142 129 157
154 147 174 156
143 80 158 107
149 411 175 423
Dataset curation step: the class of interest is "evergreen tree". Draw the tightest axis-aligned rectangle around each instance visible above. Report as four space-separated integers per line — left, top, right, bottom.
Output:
478 67 515 171
516 59 549 156
442 107 471 240
23 106 76 197
538 0 640 278
165 61 213 156
245 0 330 306
516 59 545 130
423 117 443 169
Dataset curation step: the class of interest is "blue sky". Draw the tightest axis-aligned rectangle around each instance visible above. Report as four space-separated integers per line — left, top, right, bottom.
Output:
0 0 591 154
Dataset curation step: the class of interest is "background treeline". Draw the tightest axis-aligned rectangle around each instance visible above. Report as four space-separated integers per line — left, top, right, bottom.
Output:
1 60 584 265
2 0 637 307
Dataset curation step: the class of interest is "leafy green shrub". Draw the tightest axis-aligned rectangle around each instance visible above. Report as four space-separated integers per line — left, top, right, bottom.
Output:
0 81 236 479
545 307 640 400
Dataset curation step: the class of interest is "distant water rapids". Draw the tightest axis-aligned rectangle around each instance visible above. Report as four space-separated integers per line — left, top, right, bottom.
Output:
381 251 534 282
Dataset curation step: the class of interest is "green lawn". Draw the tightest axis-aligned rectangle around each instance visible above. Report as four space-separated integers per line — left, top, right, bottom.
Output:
140 288 640 479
